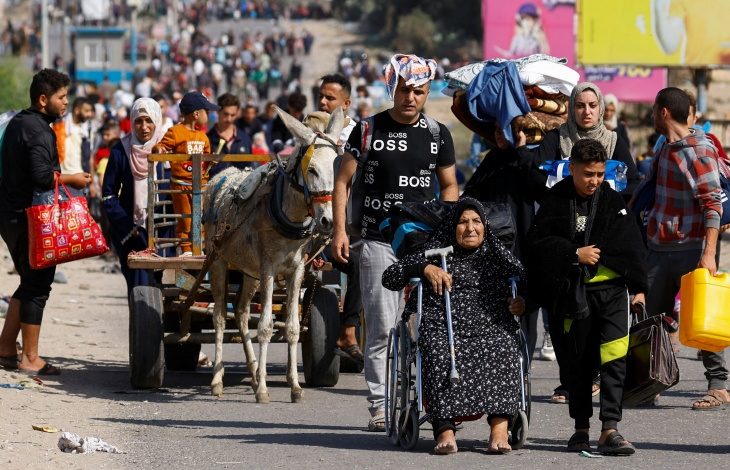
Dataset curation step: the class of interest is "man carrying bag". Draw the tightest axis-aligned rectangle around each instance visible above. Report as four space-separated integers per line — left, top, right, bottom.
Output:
0 69 91 375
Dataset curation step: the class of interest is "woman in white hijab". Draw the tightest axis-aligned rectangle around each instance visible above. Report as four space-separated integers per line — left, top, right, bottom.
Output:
102 97 167 293
603 93 631 148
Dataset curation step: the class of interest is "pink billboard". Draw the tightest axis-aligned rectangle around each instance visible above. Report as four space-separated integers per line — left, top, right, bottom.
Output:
482 0 666 102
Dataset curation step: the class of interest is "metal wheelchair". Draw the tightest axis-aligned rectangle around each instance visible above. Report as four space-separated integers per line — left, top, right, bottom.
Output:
384 276 531 450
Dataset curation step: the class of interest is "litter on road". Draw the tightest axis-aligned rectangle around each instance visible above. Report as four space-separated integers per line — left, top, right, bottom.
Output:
58 431 124 454
32 425 59 433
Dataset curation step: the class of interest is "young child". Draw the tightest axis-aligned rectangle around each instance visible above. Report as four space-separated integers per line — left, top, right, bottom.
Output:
155 91 218 255
526 139 647 456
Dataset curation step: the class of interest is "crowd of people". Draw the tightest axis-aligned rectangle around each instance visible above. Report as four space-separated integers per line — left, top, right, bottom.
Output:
0 24 727 460
329 54 728 457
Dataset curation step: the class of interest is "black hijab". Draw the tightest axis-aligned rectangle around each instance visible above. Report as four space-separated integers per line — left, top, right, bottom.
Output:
425 197 523 274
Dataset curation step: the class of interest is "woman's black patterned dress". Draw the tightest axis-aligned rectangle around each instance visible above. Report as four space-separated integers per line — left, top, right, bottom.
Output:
382 198 524 420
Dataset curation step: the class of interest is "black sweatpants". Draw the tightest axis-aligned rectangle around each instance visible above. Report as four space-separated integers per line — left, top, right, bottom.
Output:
328 242 362 328
564 284 630 431
0 212 55 325
646 244 728 390
547 307 570 391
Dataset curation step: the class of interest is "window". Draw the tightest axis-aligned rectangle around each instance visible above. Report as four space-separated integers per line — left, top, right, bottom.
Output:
84 43 109 68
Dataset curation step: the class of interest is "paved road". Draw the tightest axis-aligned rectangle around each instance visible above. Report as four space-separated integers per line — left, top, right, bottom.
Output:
2 238 728 469
105 344 730 470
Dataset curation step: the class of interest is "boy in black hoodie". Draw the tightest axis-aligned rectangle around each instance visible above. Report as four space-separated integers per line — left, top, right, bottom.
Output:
527 139 647 455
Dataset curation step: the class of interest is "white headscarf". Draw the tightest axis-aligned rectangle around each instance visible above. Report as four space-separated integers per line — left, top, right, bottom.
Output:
121 98 165 227
603 93 619 130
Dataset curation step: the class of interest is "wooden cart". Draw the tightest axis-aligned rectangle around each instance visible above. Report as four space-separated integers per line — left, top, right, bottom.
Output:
126 153 342 389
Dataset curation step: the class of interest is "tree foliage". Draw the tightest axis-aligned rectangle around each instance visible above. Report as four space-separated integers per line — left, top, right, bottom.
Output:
0 58 32 112
332 0 482 58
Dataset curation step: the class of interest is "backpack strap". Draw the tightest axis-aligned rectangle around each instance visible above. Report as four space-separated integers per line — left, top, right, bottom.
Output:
424 114 441 153
356 116 375 166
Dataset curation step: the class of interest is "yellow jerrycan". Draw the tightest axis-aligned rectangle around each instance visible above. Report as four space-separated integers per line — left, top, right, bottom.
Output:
679 268 730 352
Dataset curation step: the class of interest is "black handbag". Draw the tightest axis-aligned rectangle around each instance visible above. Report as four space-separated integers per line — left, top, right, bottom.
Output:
623 303 680 407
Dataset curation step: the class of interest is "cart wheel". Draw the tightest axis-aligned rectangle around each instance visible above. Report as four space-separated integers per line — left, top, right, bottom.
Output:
339 310 365 373
385 327 401 445
398 406 420 450
163 313 202 371
303 287 341 387
509 409 529 450
129 286 165 389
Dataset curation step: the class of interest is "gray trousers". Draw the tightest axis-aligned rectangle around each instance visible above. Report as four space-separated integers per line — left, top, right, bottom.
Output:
359 240 401 415
646 247 727 390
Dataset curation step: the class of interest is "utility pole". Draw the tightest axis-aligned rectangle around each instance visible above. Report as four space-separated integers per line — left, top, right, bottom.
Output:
41 0 49 68
60 0 66 70
129 0 141 73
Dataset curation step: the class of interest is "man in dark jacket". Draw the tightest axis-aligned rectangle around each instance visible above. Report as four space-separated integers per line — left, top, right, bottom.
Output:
527 139 647 455
0 69 91 375
207 93 253 177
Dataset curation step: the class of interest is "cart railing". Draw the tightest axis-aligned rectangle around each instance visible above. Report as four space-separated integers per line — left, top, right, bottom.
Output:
145 153 271 256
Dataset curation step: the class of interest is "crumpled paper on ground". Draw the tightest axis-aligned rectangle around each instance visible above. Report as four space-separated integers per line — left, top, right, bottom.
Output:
57 431 124 454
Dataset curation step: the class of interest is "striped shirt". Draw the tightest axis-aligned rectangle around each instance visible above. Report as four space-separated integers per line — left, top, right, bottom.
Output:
647 130 723 250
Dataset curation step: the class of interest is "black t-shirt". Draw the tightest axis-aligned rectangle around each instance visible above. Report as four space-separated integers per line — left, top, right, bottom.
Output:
345 111 455 241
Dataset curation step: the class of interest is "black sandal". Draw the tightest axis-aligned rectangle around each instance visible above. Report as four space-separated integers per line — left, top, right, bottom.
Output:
597 431 635 456
0 355 19 370
566 431 591 452
19 362 61 376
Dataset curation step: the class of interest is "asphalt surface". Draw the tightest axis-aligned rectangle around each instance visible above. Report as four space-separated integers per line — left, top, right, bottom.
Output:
97 339 726 470
1 241 729 470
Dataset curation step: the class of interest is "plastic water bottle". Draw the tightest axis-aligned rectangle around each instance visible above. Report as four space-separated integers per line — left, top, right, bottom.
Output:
614 165 627 192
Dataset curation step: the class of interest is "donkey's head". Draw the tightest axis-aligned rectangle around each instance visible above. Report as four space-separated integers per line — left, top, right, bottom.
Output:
274 105 346 234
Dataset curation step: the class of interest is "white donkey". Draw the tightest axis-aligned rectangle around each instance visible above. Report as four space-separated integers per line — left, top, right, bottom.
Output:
204 106 344 403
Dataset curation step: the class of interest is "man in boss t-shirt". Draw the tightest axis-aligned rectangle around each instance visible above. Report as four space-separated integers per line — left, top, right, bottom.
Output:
344 112 455 240
332 54 458 432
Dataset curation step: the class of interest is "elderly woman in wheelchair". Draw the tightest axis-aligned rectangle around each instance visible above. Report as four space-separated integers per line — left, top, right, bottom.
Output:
382 198 526 455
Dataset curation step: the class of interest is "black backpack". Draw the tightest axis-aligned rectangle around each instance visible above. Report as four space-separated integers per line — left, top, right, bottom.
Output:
380 200 516 258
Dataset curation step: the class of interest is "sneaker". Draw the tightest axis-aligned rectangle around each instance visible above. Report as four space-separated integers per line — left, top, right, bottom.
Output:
539 333 556 361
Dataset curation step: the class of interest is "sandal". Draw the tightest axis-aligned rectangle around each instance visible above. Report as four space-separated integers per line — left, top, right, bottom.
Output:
597 431 635 456
0 355 19 370
691 389 730 411
334 344 364 366
367 412 385 432
550 388 569 404
434 440 458 455
566 431 591 452
19 362 61 376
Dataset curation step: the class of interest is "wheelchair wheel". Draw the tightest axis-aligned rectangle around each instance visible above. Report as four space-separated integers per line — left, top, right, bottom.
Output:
385 327 401 445
398 405 420 450
398 321 411 413
525 371 532 422
509 409 529 450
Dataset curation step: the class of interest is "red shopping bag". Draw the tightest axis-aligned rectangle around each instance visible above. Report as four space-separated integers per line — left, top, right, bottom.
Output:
26 176 108 269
